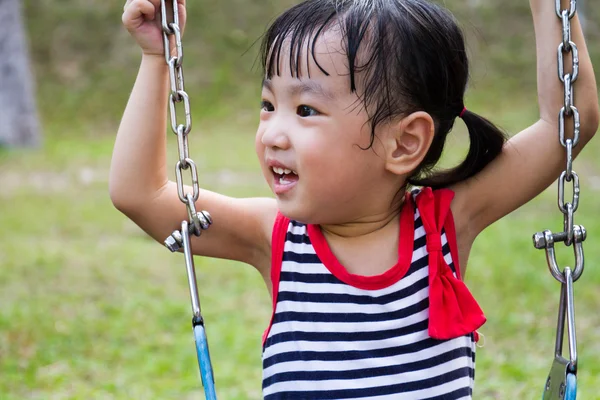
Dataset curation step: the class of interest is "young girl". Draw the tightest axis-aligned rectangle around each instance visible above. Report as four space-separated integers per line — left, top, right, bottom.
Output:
112 0 598 398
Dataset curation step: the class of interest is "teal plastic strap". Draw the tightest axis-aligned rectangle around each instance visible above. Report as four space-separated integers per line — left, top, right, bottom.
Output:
194 324 217 400
565 373 577 400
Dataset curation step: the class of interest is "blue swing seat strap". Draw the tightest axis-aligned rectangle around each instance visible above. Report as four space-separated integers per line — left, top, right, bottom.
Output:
194 323 217 400
565 373 577 400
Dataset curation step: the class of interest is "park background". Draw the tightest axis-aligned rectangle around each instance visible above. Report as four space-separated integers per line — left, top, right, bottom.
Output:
2 0 600 398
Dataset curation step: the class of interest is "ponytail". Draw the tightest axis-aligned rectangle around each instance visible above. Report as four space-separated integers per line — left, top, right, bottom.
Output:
408 109 507 190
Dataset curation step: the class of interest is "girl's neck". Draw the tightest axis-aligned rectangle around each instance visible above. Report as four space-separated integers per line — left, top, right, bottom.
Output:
317 200 405 277
319 199 404 239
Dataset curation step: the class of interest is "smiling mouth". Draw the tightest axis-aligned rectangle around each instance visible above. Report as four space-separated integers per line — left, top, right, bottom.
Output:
276 174 297 185
271 166 299 189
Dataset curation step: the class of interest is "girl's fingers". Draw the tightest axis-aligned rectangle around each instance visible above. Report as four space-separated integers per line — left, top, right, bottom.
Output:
123 0 186 39
123 0 157 27
147 0 162 11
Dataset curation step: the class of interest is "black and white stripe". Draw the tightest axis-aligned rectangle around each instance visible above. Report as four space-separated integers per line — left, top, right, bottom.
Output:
262 206 476 399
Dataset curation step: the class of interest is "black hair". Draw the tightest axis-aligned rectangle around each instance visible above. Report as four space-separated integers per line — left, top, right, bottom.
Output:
259 0 507 189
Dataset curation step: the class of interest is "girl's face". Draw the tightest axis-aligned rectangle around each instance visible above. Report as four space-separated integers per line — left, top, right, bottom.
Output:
255 30 397 224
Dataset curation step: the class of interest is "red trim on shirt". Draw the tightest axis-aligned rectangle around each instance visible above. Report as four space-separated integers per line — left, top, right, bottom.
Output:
306 196 414 291
262 212 290 346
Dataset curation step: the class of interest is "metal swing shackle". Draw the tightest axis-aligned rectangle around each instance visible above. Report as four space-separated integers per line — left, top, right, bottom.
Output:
534 1 586 399
159 0 218 398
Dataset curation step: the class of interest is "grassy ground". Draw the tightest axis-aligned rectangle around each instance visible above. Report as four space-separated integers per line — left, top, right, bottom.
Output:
2 1 600 399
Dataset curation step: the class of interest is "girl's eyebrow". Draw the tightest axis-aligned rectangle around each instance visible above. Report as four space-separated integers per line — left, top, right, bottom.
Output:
262 79 336 101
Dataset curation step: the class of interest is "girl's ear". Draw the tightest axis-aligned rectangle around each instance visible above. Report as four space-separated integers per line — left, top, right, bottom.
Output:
383 111 435 176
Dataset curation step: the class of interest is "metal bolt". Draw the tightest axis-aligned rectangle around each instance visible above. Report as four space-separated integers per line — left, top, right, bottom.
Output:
533 231 549 249
559 382 566 398
580 225 587 241
533 226 586 249
164 212 211 252
165 236 179 252
164 230 183 252
545 377 551 391
198 210 212 230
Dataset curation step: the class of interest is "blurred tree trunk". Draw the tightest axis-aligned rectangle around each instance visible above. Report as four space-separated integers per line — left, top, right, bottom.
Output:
0 0 41 148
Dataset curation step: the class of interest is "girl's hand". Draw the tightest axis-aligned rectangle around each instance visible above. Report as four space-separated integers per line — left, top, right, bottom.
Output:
122 0 186 58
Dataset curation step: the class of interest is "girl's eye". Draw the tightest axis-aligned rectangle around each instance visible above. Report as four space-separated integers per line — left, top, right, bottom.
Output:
297 105 319 117
261 101 274 112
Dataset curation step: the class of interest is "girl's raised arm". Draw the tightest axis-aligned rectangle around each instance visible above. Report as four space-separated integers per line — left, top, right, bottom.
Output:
452 0 599 239
110 1 277 277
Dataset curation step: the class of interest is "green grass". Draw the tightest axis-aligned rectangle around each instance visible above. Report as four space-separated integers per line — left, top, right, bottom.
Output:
0 127 272 399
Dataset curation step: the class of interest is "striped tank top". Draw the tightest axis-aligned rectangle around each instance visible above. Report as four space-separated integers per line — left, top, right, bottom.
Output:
262 187 486 399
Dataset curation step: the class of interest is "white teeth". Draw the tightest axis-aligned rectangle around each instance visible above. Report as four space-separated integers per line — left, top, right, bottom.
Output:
272 166 296 175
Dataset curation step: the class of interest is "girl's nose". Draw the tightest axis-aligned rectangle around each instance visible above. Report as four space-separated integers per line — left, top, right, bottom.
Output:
260 122 291 150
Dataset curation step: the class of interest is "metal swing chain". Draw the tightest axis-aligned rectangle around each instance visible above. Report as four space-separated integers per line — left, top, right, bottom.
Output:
158 0 217 398
159 0 212 249
533 1 585 399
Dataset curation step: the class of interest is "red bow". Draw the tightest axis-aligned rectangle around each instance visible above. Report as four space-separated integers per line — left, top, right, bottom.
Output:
414 187 486 340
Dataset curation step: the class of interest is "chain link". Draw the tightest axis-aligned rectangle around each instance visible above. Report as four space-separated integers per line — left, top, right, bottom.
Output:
558 41 579 84
559 106 580 147
555 0 577 20
160 0 212 251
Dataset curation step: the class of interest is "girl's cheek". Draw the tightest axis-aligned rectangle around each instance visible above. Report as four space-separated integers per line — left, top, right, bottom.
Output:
255 128 264 151
254 131 266 168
